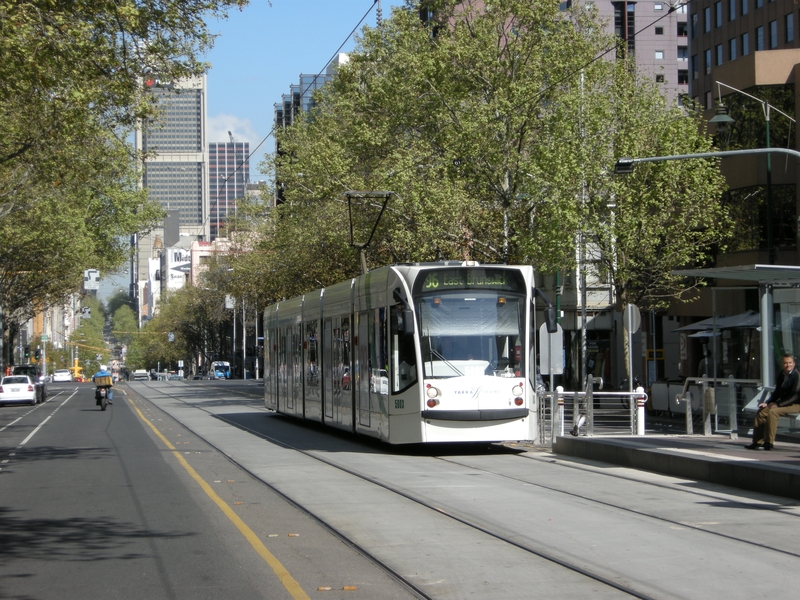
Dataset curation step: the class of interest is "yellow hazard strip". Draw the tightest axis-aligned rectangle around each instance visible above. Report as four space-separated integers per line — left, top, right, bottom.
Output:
130 400 310 600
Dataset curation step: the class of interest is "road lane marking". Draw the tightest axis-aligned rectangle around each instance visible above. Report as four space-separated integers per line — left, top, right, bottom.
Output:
129 400 310 600
0 417 23 432
17 389 78 447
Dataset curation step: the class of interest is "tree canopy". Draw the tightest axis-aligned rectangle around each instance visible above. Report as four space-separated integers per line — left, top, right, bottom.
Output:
251 0 729 311
0 0 247 322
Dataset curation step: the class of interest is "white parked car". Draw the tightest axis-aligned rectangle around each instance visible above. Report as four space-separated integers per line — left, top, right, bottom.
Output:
52 369 73 383
0 375 37 405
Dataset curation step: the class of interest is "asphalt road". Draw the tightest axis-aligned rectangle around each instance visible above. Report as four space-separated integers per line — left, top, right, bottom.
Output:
0 382 417 600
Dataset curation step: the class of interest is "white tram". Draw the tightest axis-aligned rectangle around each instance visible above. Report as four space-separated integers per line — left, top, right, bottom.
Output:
263 262 554 444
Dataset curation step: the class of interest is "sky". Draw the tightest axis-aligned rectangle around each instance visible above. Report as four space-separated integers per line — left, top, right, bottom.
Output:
203 0 405 179
99 0 404 301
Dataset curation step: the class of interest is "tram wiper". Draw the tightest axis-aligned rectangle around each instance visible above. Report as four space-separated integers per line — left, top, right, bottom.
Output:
427 334 463 376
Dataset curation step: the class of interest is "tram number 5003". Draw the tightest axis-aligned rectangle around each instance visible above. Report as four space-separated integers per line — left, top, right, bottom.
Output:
394 398 404 409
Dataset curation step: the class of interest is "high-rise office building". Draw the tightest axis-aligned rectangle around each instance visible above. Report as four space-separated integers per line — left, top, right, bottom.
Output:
209 141 249 240
568 1 690 106
135 75 209 321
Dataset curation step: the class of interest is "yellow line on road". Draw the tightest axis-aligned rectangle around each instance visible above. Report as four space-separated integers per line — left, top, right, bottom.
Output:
129 400 310 600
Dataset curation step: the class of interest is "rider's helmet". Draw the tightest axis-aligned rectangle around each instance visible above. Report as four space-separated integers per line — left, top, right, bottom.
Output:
100 365 108 372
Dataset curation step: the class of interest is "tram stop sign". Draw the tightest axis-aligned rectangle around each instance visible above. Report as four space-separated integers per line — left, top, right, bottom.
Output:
539 323 564 375
623 304 641 334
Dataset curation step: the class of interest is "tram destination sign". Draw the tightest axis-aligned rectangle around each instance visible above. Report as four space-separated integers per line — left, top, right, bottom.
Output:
418 268 522 293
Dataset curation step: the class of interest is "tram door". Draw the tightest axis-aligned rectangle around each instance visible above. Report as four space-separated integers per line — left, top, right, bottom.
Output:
285 327 295 412
356 312 370 427
278 328 288 413
323 319 334 421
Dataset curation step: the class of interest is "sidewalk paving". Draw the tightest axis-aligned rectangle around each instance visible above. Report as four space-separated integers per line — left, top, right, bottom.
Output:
552 430 800 500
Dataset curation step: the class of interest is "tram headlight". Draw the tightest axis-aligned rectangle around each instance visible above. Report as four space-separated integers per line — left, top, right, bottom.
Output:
425 384 440 399
511 384 523 396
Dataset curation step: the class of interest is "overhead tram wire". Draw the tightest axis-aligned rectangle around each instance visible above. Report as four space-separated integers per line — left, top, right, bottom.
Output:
202 0 382 238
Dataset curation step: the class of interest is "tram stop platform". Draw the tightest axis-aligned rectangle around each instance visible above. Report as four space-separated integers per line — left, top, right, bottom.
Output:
552 430 800 501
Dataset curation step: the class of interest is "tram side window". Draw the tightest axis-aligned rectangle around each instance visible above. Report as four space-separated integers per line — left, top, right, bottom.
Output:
391 305 417 393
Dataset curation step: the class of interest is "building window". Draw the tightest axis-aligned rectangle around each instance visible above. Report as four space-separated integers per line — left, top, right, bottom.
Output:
729 37 737 59
756 25 764 50
742 31 750 55
654 2 663 9
770 20 778 48
706 91 713 109
692 54 699 79
692 13 698 38
678 69 689 84
715 1 722 26
787 13 795 43
755 0 762 8
656 73 665 82
742 0 748 15
729 0 736 20
655 50 665 59
678 45 688 60
705 48 712 73
678 21 688 36
655 26 664 35
704 7 711 32
716 44 724 65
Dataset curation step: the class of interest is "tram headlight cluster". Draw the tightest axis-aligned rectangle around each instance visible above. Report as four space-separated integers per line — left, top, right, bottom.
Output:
426 384 440 408
512 383 524 406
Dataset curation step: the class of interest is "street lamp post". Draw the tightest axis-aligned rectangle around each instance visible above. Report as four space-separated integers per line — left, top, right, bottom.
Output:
708 81 796 264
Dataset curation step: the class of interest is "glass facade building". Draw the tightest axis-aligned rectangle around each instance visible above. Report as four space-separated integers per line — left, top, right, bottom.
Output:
139 77 208 230
209 142 250 240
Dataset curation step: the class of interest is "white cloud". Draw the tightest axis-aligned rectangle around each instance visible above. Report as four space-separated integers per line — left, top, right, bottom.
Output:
207 113 260 146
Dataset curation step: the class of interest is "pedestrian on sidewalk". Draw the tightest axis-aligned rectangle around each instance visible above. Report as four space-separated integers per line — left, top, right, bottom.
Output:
746 353 800 450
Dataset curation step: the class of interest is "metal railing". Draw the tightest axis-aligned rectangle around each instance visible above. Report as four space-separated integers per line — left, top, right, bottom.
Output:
539 375 648 446
674 376 762 436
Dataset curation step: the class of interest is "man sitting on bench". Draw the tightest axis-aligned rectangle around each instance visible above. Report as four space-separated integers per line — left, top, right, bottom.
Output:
746 353 800 450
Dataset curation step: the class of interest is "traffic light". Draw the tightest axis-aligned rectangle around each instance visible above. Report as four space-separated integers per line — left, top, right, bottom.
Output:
34 347 41 361
24 345 30 360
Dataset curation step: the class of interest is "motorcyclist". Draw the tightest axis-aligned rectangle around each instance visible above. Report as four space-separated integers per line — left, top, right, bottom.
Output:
91 365 113 405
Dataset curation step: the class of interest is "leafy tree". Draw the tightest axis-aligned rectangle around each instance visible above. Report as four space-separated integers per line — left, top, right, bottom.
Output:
264 2 729 305
111 305 138 349
126 285 232 373
69 296 110 374
106 289 135 319
577 64 729 311
0 0 247 367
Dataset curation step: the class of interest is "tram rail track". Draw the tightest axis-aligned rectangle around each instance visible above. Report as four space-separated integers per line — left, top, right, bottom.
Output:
125 380 800 599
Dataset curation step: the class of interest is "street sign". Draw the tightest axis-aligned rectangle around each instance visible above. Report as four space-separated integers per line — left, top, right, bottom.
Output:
539 323 564 375
41 334 49 342
83 269 100 290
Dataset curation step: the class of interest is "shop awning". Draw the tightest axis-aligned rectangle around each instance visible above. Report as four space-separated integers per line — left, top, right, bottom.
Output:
675 310 760 332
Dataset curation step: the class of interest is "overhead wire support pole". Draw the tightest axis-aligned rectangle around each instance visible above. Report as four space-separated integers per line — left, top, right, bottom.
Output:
345 191 394 275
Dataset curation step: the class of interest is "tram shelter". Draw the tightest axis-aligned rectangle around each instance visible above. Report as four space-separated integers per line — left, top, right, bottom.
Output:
672 264 800 394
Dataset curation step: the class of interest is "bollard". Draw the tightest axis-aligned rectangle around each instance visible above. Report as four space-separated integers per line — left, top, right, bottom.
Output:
552 386 565 445
635 386 646 435
728 376 738 438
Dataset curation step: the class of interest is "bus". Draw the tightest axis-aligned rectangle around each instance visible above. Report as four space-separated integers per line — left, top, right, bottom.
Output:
211 361 231 379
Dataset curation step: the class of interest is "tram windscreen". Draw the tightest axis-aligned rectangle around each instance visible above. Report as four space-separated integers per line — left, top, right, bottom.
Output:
416 292 526 379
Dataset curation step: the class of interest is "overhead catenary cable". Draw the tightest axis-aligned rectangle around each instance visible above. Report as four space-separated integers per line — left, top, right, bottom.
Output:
201 0 382 238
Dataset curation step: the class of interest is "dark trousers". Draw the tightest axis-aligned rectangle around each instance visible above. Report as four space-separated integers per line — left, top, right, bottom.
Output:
753 404 800 444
